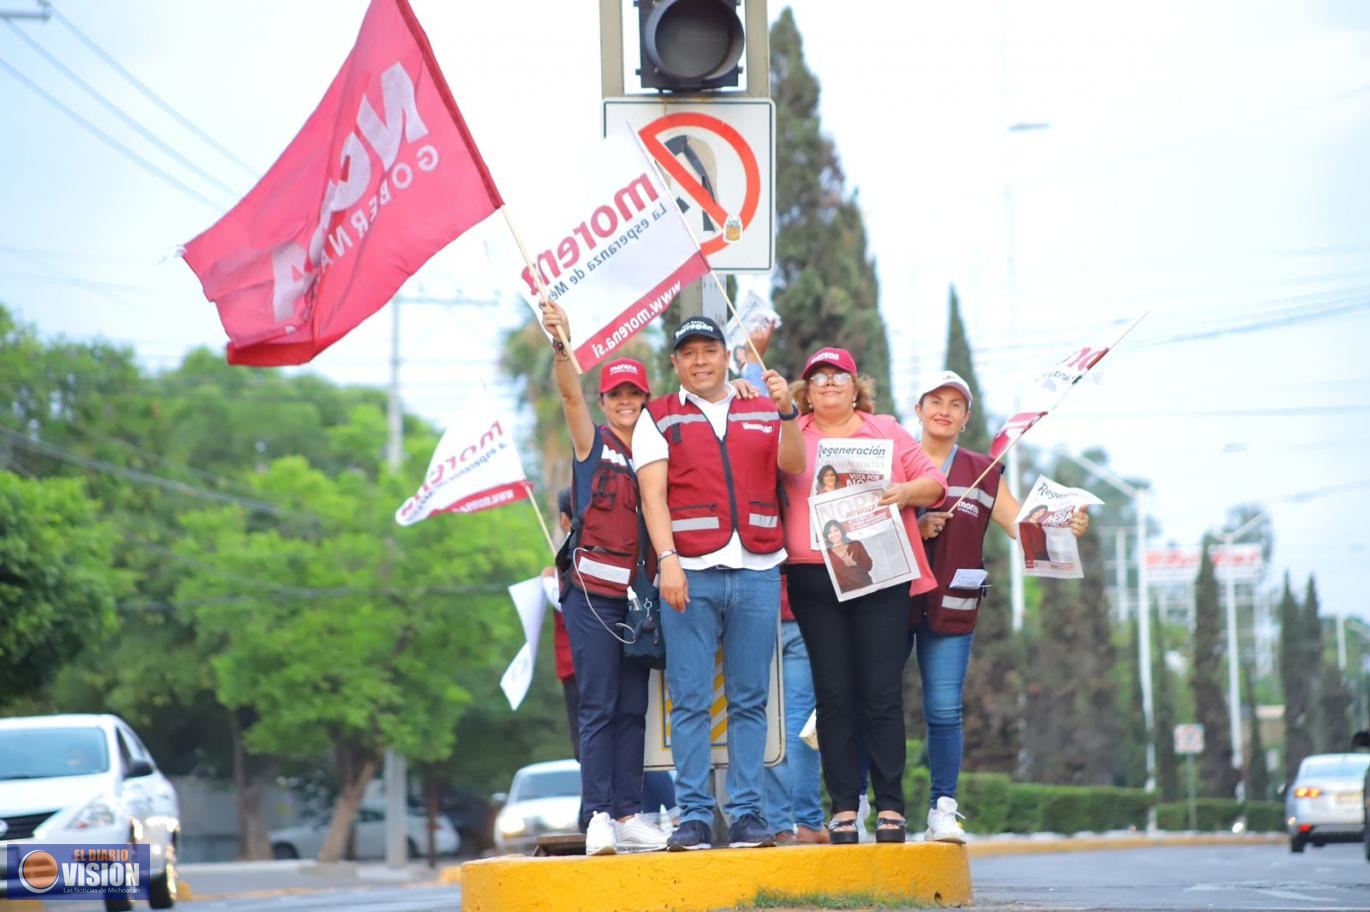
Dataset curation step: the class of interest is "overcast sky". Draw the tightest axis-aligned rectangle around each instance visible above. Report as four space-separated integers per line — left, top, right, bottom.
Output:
2 1 1368 630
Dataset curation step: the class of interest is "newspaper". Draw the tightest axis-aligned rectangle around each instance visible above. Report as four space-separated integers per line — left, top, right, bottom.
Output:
808 482 920 602
725 289 781 377
1014 475 1104 579
809 438 894 548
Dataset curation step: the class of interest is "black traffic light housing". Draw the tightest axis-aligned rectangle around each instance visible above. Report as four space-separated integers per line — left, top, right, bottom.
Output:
637 0 745 92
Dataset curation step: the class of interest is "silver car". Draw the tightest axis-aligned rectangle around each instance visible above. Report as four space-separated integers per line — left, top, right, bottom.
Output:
492 759 581 854
1285 752 1370 853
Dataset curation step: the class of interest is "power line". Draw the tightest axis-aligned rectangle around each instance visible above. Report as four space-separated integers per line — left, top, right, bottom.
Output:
0 54 223 210
47 3 258 177
0 424 325 521
5 20 240 200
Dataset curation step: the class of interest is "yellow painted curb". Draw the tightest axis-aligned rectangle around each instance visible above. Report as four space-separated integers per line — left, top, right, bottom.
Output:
461 843 972 912
178 878 196 902
438 863 463 885
967 833 1284 858
0 901 44 910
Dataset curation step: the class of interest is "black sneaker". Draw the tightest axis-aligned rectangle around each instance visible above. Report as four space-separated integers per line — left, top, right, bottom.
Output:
728 814 777 848
666 819 713 852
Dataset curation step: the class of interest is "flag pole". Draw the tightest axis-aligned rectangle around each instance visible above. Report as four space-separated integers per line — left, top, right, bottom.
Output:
524 482 558 556
944 311 1151 515
706 270 767 371
499 205 583 374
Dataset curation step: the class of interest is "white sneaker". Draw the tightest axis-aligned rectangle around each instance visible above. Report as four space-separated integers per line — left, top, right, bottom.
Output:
857 794 874 843
586 811 617 855
925 796 966 844
614 814 669 852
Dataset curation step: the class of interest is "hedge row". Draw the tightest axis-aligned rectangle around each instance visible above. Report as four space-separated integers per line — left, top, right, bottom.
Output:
1155 799 1285 833
899 756 1282 834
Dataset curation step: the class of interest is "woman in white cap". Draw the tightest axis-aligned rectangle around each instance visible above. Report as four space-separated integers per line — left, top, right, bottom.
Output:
780 347 947 844
911 371 1089 843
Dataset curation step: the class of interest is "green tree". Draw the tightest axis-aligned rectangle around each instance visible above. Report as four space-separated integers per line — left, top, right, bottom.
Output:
1305 576 1351 753
1191 537 1238 797
176 457 542 861
1022 457 1119 785
0 473 128 703
768 8 892 409
1152 620 1182 801
1242 659 1270 801
1278 573 1313 781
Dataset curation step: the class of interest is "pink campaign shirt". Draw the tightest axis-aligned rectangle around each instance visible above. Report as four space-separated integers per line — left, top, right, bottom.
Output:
781 412 947 597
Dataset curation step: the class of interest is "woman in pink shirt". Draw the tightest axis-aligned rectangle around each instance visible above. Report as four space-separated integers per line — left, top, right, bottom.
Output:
781 347 946 844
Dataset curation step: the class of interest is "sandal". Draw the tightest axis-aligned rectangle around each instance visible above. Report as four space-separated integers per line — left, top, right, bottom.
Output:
875 814 907 844
827 816 859 845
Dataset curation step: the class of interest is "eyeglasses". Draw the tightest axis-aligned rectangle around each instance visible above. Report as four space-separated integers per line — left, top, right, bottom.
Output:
808 371 852 388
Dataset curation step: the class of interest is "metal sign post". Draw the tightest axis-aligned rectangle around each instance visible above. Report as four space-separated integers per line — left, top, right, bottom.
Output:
1174 723 1204 831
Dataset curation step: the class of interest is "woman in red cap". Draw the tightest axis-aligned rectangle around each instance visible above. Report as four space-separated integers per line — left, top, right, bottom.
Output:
780 347 947 844
541 300 668 856
911 371 1088 843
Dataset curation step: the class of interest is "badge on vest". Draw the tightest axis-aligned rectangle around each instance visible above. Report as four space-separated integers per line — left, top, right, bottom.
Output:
740 422 774 434
955 500 981 517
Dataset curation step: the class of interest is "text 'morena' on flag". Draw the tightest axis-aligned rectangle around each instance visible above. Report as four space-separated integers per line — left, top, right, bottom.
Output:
181 0 502 367
518 130 712 372
395 400 530 526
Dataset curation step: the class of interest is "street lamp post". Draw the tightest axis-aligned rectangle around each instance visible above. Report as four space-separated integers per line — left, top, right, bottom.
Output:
1221 513 1265 801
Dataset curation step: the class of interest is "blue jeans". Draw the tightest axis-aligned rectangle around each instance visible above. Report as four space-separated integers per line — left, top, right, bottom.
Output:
660 565 780 826
762 620 823 832
910 624 975 806
562 587 651 824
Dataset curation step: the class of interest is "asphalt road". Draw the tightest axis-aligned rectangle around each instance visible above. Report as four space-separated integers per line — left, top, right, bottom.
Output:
973 841 1370 911
22 841 1369 910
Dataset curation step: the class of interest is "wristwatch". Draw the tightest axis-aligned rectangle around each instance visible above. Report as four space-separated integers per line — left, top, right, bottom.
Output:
778 404 800 421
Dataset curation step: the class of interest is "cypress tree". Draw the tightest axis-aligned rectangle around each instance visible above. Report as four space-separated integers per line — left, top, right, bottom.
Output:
1153 621 1182 801
1279 573 1313 781
1191 537 1238 797
1306 576 1352 752
768 9 893 410
1242 659 1269 801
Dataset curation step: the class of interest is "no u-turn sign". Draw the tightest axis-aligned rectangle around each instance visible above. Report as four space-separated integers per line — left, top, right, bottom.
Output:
604 97 775 272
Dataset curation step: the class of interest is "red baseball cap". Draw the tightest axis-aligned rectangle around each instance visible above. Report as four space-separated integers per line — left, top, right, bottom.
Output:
598 358 650 395
802 347 859 379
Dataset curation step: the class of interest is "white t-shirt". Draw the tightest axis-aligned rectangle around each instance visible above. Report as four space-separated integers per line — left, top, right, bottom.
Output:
633 386 786 572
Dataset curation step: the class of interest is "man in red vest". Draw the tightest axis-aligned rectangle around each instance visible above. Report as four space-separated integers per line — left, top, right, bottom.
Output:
635 316 805 851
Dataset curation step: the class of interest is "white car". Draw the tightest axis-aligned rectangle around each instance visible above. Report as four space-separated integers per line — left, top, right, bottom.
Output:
1286 752 1370 853
493 759 581 854
269 805 459 860
0 713 181 910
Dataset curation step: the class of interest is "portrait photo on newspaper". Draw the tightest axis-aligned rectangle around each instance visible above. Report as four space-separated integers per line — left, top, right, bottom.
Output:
809 439 894 548
1014 474 1104 579
808 482 920 602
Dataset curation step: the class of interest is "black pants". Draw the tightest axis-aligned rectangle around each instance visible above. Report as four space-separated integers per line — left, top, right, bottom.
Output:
787 564 908 817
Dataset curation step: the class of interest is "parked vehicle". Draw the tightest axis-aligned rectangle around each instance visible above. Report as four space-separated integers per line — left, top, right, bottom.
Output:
0 713 181 910
1285 752 1370 853
269 805 459 860
492 759 580 854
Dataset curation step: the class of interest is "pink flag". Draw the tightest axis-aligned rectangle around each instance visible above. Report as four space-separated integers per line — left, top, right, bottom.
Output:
182 0 502 366
990 411 1049 459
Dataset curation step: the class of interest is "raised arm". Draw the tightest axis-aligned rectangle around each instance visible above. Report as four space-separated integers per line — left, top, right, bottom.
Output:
991 475 1021 539
541 300 596 461
763 369 806 474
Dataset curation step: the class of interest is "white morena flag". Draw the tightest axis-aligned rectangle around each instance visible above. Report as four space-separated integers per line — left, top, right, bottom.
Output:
499 576 547 711
990 314 1147 459
517 130 711 370
395 400 530 526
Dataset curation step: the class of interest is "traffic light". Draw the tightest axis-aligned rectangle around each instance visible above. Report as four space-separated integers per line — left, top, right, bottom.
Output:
637 0 745 92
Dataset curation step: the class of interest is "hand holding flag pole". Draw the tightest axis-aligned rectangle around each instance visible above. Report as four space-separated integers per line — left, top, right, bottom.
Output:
500 206 583 374
944 311 1150 515
523 481 558 556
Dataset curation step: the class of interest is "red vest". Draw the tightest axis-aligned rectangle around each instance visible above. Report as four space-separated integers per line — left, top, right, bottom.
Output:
916 448 1000 635
646 393 784 557
565 429 653 599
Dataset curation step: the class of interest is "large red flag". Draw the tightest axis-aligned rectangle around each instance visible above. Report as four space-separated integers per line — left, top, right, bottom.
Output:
182 0 502 366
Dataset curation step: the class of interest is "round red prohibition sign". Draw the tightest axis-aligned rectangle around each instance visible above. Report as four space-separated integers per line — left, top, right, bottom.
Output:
638 112 761 257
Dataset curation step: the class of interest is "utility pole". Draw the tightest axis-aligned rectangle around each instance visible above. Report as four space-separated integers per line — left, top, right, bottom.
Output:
384 297 407 868
1220 513 1263 802
1114 528 1129 624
